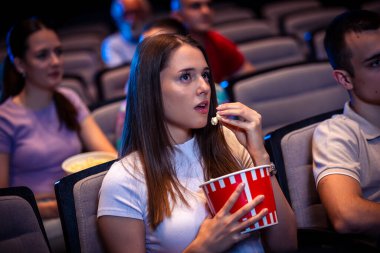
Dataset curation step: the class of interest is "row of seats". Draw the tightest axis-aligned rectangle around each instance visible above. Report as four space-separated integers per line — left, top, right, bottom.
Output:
5 112 380 253
89 60 348 148
1 1 378 106
55 0 380 105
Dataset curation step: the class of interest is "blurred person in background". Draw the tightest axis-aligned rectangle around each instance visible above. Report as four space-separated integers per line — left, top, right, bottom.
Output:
0 17 116 253
101 0 152 67
313 10 380 247
171 0 255 83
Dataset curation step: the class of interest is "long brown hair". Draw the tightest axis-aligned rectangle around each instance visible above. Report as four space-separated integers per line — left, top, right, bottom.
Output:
1 17 79 132
120 34 247 229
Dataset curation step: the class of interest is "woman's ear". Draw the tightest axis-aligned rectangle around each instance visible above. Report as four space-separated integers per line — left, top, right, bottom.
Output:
332 69 354 90
13 57 25 76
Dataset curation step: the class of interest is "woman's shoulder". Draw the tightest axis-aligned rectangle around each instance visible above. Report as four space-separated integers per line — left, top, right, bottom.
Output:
222 126 239 144
107 151 145 182
222 126 253 167
57 87 82 103
0 98 29 122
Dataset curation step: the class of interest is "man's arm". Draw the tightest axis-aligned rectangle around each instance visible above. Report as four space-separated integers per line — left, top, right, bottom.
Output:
232 60 255 78
318 174 380 236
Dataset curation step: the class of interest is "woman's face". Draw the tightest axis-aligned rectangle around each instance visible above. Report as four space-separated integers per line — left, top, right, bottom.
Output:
160 44 211 143
18 28 63 91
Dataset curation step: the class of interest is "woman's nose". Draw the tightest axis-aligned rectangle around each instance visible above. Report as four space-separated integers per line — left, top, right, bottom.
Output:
197 76 210 95
51 52 61 65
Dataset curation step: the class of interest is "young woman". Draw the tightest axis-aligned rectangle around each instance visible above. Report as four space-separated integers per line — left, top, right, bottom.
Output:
98 34 297 253
0 17 116 252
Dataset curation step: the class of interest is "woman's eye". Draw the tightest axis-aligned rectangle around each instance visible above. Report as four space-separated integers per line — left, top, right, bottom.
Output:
370 59 380 68
180 73 191 82
36 51 48 60
55 47 63 57
202 71 210 81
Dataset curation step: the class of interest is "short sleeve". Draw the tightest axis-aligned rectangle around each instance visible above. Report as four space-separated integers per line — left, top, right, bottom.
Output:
58 87 90 123
205 31 245 83
223 127 253 168
97 159 146 220
0 114 13 153
312 117 361 186
101 37 124 68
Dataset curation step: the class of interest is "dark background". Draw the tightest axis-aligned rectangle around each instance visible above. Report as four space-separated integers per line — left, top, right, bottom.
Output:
0 0 370 40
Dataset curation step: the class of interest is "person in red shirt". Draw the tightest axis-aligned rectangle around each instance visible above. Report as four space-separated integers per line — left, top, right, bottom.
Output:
171 0 255 83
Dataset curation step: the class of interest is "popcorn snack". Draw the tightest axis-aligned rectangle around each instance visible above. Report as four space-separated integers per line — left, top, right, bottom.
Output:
211 113 222 125
62 151 117 174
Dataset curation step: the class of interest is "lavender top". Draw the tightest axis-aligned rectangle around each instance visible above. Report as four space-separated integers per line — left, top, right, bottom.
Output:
0 88 90 194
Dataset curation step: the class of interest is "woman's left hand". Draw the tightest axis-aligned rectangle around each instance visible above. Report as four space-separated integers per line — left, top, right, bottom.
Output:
216 102 269 164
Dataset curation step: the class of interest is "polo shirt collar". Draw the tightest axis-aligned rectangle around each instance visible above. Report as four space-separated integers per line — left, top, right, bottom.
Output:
344 102 380 140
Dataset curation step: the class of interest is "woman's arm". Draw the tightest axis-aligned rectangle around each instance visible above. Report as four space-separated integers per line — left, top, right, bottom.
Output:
261 177 297 252
79 115 117 154
318 174 380 235
216 102 298 252
1 153 59 219
0 153 9 188
98 216 145 253
216 102 269 165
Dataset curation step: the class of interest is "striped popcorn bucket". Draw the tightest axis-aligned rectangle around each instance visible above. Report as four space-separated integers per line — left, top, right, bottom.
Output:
199 165 278 233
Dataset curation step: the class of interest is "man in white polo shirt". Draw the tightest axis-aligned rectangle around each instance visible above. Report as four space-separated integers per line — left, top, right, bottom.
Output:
312 9 380 246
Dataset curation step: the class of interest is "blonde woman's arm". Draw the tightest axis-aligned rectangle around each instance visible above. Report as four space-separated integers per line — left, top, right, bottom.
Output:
79 115 117 154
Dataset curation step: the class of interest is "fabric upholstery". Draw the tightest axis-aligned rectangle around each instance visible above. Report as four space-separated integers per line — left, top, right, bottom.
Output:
73 171 108 253
63 50 102 100
262 0 320 24
95 64 130 101
55 160 114 253
280 124 329 228
215 19 277 44
91 99 124 147
238 36 305 72
283 7 346 42
232 62 349 134
213 7 255 26
0 189 51 253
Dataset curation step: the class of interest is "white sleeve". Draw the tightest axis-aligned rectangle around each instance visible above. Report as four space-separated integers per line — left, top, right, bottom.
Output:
312 117 361 186
101 38 125 68
97 159 146 220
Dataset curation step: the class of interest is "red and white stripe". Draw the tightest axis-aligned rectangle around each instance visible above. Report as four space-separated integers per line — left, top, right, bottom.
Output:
202 166 278 233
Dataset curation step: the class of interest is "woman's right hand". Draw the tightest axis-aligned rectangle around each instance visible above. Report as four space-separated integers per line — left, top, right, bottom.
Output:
184 183 268 253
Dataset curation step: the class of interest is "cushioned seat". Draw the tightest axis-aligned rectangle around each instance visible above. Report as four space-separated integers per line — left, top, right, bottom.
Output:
215 19 277 44
265 110 380 252
226 61 349 134
55 160 116 253
238 36 306 72
95 63 130 101
0 186 51 253
91 98 124 147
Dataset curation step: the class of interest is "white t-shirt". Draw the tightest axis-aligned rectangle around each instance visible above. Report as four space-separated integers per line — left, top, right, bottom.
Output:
98 128 264 253
101 32 137 67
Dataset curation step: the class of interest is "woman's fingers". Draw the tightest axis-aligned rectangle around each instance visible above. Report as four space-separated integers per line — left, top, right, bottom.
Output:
236 207 268 233
217 102 262 127
231 194 266 222
218 183 245 216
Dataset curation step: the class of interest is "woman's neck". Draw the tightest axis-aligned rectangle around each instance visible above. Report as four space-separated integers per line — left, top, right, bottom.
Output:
168 127 193 145
13 87 53 110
